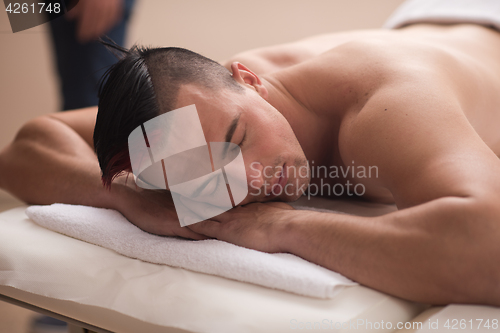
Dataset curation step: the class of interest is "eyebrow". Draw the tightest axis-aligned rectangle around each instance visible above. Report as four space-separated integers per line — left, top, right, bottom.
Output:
225 113 241 143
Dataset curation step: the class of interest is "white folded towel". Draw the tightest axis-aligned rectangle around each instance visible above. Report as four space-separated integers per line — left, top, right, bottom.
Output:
384 0 500 31
25 204 357 299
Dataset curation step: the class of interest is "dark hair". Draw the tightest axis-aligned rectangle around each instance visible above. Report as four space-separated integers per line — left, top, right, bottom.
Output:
93 40 244 189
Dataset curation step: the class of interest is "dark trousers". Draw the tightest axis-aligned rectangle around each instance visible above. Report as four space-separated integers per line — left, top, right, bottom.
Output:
48 0 135 110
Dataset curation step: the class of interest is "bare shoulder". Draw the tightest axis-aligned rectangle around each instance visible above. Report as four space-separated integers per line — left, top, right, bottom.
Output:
221 30 391 76
338 80 500 208
47 106 98 124
222 43 315 76
46 106 98 147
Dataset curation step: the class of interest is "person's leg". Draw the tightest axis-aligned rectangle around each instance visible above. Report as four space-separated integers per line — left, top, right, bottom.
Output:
48 0 135 110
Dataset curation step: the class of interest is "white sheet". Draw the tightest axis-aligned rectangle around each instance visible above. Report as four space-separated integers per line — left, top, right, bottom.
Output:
25 203 356 299
384 0 500 31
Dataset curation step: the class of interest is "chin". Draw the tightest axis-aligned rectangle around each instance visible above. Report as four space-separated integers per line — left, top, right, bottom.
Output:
280 175 311 202
280 193 301 202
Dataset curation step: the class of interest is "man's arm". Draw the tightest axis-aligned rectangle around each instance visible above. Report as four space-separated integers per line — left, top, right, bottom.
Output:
0 107 107 206
188 84 500 305
0 108 206 239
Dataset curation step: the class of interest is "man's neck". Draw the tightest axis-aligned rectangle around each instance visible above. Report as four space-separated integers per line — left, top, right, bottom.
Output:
260 70 346 167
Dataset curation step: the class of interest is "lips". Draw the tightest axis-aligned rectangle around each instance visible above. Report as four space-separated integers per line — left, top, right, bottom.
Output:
269 163 287 197
278 163 288 188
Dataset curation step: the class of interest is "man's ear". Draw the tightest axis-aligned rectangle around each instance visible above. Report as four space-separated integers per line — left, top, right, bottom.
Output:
230 62 268 99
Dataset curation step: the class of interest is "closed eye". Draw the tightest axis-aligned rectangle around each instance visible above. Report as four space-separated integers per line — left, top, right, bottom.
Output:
238 130 247 148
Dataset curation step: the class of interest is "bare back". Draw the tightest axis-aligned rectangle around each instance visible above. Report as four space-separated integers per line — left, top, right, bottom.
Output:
225 24 500 156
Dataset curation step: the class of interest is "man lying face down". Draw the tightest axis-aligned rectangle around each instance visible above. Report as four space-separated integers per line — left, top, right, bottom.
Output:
2 23 500 306
94 45 312 209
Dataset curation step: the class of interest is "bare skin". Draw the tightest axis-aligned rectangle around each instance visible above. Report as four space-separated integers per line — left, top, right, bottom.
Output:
66 0 124 43
1 23 500 305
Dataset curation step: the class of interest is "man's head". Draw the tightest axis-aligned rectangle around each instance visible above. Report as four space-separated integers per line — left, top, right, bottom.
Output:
94 43 309 204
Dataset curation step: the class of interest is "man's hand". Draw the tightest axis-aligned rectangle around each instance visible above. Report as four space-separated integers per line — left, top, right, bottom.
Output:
114 180 210 241
187 202 295 252
66 0 124 43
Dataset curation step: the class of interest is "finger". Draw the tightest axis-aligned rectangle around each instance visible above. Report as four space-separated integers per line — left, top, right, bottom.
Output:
78 1 105 42
176 228 212 241
65 4 79 20
93 1 114 38
210 207 240 223
187 220 222 239
108 0 124 30
148 220 211 240
266 202 295 210
98 0 123 37
75 3 94 42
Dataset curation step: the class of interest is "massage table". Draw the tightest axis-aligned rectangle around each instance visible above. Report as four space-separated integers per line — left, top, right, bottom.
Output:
2 196 498 333
0 197 423 333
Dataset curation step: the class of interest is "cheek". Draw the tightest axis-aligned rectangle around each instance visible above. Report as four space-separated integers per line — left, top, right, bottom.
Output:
249 131 281 158
252 114 289 146
244 106 297 162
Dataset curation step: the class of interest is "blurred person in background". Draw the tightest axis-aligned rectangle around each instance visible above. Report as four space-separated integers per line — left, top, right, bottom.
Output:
48 0 135 111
